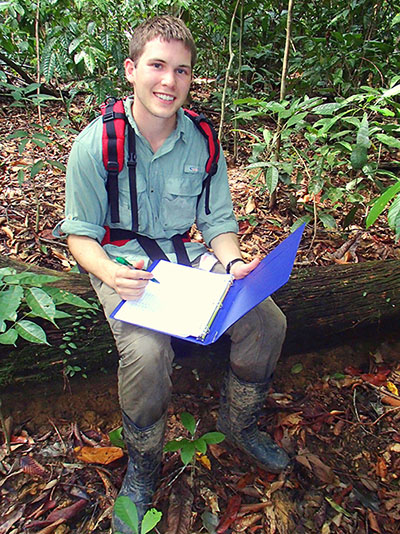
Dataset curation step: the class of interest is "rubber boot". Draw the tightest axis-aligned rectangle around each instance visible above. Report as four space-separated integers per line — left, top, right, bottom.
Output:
112 411 166 533
216 368 289 473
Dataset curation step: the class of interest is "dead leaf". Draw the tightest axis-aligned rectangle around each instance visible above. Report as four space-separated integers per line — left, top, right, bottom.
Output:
46 498 88 523
295 452 335 484
367 510 382 533
266 480 285 498
0 505 25 534
381 395 400 407
165 479 194 534
375 457 388 479
245 196 256 214
233 512 263 532
36 518 65 534
20 456 48 478
196 452 211 470
217 494 242 533
74 446 124 465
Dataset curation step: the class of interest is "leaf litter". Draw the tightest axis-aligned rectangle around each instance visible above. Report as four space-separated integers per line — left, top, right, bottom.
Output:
1 100 400 533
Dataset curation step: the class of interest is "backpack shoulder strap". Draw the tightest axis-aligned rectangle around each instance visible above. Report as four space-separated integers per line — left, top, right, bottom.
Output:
100 97 127 224
183 109 220 215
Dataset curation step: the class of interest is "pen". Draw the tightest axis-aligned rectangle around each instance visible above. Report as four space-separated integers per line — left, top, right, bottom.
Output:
115 256 160 284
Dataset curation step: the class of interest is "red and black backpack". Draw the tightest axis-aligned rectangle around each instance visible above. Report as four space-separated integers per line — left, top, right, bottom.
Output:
99 97 220 265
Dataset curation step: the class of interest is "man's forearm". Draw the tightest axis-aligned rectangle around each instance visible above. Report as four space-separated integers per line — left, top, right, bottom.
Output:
210 232 243 269
67 234 118 288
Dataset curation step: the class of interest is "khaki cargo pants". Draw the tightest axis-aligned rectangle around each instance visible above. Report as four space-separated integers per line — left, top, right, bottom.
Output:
90 260 286 428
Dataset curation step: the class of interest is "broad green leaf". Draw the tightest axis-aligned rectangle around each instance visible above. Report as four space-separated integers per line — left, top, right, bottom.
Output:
15 320 49 345
181 441 196 465
109 427 125 448
291 363 303 374
350 144 368 170
366 181 400 228
53 310 72 319
286 111 308 128
356 114 370 149
164 438 189 452
375 134 400 149
44 287 94 308
193 437 207 454
0 285 23 321
4 273 59 286
114 496 138 534
30 160 46 178
291 215 312 232
48 159 66 172
380 84 400 100
0 328 18 345
388 195 400 239
325 497 351 518
313 102 343 115
26 287 56 323
202 432 225 445
265 166 279 195
141 508 162 534
391 13 400 26
318 212 336 229
7 129 29 139
180 412 196 436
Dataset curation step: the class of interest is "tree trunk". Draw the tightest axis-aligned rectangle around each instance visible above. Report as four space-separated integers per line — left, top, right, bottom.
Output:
1 256 399 388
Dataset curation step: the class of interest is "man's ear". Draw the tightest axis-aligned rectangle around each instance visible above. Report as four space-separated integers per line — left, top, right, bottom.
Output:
125 58 136 85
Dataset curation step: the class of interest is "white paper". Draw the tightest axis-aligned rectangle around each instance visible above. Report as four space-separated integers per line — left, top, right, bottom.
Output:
112 260 233 338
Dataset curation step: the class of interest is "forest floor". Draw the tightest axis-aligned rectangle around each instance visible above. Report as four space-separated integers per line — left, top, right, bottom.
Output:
1 97 400 534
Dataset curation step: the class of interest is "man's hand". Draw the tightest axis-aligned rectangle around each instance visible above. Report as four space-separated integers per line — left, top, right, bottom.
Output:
230 257 260 280
113 259 154 300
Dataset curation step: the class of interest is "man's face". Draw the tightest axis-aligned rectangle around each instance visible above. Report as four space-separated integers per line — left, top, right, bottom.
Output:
125 37 192 122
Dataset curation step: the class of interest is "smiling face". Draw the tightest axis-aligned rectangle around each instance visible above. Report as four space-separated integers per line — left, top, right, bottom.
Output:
125 37 192 127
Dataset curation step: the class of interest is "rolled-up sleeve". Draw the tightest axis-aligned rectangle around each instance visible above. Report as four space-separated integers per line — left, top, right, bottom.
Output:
54 118 109 243
196 150 238 246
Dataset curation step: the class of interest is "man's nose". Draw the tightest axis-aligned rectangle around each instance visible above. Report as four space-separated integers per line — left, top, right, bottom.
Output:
161 69 176 87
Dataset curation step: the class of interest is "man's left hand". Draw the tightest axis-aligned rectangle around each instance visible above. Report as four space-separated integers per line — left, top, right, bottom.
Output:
230 257 260 279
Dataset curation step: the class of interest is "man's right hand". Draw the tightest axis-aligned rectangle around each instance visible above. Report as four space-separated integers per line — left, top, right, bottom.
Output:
113 259 154 300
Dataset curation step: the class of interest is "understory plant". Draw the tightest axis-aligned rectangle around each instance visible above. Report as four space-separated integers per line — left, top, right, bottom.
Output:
0 267 97 345
235 77 400 239
164 412 225 479
114 496 162 534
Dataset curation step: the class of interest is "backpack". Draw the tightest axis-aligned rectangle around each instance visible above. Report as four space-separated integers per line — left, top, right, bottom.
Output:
99 97 220 265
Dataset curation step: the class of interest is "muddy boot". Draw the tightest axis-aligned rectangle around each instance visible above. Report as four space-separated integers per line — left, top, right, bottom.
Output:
112 411 166 533
216 368 289 473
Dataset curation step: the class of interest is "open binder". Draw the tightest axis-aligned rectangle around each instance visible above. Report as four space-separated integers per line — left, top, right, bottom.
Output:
111 224 304 345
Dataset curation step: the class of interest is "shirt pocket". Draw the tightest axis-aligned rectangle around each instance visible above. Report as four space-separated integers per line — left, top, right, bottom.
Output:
161 174 203 232
117 177 150 232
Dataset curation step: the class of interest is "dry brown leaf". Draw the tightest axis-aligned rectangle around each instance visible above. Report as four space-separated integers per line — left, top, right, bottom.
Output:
20 455 48 478
165 479 194 534
245 196 256 214
233 512 263 532
381 395 400 407
295 452 335 484
36 518 65 534
368 510 382 533
74 446 124 465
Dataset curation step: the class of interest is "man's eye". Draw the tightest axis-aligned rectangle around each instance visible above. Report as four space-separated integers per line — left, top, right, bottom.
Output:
153 63 162 69
177 68 188 75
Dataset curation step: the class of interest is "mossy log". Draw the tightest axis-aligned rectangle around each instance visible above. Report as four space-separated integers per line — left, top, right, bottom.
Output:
0 256 399 388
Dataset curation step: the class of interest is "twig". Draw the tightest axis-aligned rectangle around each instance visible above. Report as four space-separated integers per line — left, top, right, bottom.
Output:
0 398 11 455
352 386 375 435
218 0 241 140
48 418 67 454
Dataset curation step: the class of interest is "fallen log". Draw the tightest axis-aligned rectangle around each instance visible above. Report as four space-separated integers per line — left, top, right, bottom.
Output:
0 256 399 388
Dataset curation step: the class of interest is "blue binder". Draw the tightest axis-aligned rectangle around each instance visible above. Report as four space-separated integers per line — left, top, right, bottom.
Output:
111 224 304 346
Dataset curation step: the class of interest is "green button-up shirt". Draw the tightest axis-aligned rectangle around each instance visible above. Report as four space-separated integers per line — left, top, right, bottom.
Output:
55 97 238 266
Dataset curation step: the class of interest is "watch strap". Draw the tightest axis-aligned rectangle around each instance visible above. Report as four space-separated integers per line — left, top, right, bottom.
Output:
226 257 245 274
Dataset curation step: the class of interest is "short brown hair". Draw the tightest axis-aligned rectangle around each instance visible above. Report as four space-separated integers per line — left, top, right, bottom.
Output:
129 15 197 67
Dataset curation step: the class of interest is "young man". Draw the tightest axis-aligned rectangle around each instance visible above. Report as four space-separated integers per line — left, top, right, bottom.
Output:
55 16 288 532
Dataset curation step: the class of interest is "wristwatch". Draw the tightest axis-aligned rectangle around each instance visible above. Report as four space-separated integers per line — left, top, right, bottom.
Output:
226 258 245 274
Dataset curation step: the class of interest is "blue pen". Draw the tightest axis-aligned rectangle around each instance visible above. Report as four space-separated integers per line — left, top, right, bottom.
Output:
115 257 160 284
